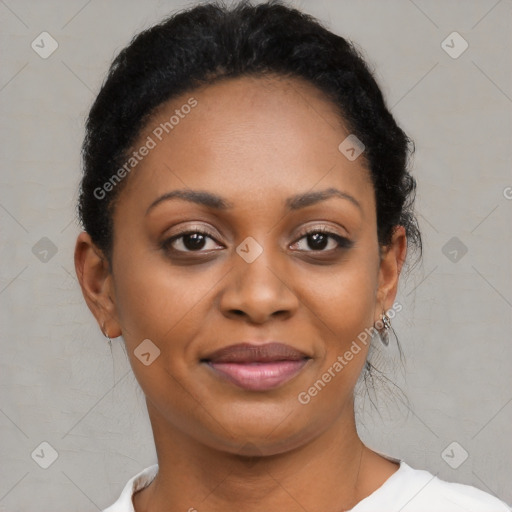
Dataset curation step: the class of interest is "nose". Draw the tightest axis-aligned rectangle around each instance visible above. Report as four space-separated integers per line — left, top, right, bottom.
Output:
219 245 299 325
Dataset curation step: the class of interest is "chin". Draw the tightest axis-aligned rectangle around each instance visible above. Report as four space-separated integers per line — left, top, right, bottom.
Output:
196 400 322 457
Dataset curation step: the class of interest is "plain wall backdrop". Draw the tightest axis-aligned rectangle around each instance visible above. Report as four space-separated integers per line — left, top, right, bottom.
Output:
1 0 511 510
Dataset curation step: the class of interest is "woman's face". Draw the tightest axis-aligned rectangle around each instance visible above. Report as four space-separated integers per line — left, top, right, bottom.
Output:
79 75 405 455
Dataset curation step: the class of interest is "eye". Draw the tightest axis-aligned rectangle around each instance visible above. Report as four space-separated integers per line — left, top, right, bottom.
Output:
161 226 353 255
291 226 353 252
162 229 223 253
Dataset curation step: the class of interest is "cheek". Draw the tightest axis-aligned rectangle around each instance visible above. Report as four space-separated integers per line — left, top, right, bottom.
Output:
111 244 224 358
302 249 379 384
110 254 217 418
311 255 378 336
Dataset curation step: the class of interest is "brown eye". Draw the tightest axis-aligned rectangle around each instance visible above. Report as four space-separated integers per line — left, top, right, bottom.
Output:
162 230 223 253
291 228 354 252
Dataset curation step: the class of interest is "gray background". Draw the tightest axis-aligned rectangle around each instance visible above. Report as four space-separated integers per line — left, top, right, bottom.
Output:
1 0 511 510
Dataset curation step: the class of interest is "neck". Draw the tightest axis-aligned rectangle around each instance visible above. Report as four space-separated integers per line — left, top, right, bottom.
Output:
134 399 380 512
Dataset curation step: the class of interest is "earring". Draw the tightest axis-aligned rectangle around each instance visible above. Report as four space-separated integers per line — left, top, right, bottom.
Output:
376 311 391 347
102 323 112 347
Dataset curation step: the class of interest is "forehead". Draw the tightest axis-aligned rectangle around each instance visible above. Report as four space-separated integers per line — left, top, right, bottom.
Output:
115 74 374 218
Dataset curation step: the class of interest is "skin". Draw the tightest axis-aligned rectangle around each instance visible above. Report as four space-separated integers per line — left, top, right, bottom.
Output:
75 74 407 511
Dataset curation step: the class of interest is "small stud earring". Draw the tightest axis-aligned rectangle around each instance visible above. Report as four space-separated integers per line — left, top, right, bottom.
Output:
102 323 112 347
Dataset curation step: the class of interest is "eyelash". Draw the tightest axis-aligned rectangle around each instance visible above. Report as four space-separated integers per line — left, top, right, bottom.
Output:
161 226 353 255
293 226 354 252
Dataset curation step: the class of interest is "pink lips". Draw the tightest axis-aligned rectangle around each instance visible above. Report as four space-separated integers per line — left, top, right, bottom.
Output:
203 342 310 391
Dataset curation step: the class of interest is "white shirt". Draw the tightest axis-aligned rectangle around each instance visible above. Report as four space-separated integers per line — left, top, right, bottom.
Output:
103 459 511 512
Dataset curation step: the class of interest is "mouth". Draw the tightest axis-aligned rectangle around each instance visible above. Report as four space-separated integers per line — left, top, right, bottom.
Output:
201 342 311 391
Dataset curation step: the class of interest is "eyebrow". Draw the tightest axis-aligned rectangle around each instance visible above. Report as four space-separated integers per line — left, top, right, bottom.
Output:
145 187 362 215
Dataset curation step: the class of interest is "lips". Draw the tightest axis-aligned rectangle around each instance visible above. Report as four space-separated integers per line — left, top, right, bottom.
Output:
202 342 311 391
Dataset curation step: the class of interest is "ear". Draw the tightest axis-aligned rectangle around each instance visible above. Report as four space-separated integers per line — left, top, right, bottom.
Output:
375 225 407 315
74 231 121 338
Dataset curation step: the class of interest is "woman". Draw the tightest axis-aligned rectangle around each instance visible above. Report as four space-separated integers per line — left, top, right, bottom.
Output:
74 1 511 510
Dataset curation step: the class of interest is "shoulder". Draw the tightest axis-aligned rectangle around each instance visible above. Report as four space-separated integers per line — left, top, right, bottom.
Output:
353 461 511 511
401 463 510 511
102 464 159 512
